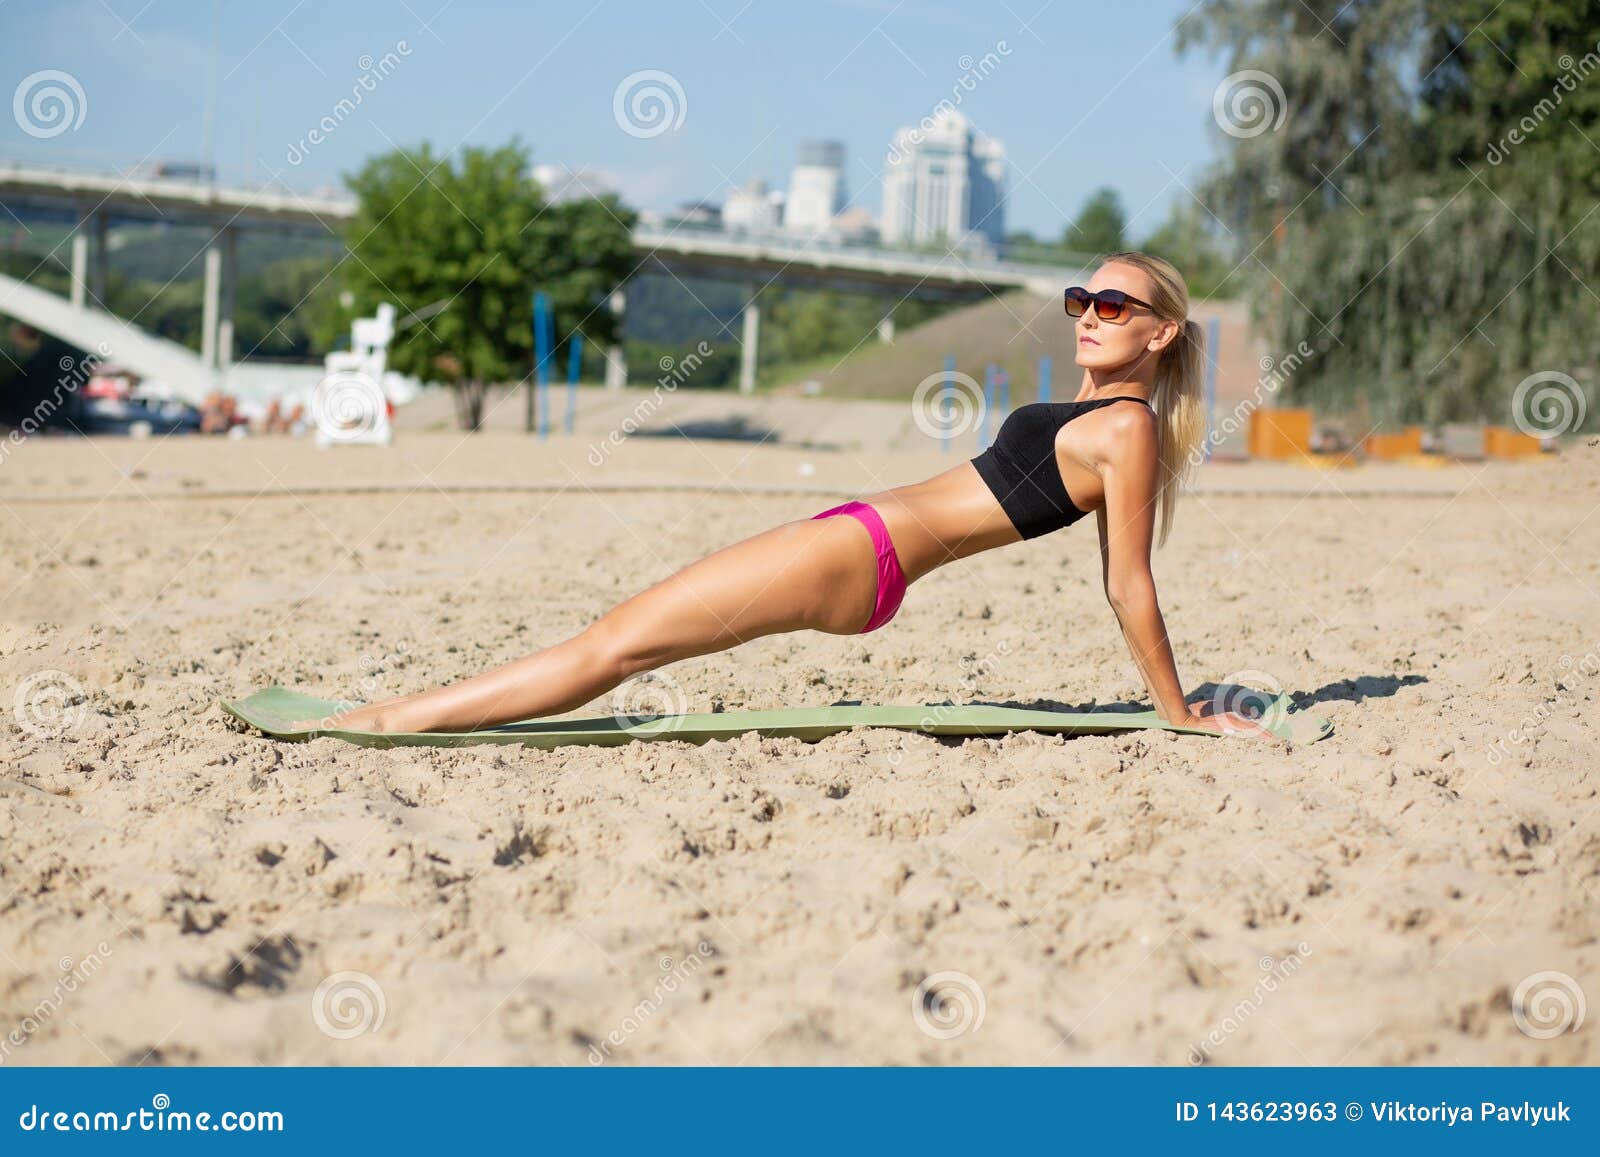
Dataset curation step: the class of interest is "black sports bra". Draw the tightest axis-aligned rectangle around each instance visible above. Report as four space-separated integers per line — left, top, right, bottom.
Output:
969 396 1153 540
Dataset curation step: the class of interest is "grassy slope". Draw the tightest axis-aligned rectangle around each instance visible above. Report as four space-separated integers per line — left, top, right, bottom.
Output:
764 290 1074 403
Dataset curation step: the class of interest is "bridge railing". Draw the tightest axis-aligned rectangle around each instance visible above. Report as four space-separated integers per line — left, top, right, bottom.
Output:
633 221 1095 288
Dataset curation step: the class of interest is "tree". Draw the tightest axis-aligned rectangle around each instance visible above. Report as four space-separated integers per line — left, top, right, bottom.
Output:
539 193 636 379
750 287 954 382
1062 187 1126 256
340 140 635 430
1176 0 1600 427
237 256 346 360
1139 200 1232 299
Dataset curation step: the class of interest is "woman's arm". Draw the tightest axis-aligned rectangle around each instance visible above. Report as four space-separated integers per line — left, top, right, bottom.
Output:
1093 412 1256 734
1093 417 1189 721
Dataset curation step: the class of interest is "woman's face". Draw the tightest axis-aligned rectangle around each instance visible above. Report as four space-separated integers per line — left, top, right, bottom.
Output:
1072 261 1178 372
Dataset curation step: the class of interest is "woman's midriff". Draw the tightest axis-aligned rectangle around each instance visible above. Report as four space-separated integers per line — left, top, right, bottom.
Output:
859 462 1024 584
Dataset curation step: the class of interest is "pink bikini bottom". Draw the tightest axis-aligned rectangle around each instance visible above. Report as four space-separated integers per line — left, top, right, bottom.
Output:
811 500 908 633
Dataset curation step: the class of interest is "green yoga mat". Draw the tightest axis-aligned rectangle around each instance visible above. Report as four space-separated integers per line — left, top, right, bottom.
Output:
221 685 1332 750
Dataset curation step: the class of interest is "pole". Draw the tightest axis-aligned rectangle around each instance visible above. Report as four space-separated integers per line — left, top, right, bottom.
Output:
998 367 1010 420
739 295 761 394
203 0 219 188
1037 355 1051 403
941 354 955 454
219 225 236 369
565 332 582 434
605 288 626 390
534 291 551 440
70 227 88 309
201 240 221 372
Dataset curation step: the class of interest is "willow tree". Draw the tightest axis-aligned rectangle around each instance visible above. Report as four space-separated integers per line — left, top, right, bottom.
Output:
340 140 635 430
1177 0 1600 428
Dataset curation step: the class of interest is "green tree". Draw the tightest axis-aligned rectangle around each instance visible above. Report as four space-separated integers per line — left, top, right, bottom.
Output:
1139 200 1232 299
754 287 953 382
540 192 636 379
1177 0 1600 427
339 140 635 429
236 256 345 360
1062 187 1126 256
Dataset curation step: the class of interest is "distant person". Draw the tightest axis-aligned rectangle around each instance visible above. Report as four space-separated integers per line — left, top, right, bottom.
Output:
292 253 1269 738
199 390 242 434
257 398 307 435
260 398 284 434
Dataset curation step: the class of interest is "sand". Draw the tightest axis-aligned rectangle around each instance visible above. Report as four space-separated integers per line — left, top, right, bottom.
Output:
1 390 1595 1066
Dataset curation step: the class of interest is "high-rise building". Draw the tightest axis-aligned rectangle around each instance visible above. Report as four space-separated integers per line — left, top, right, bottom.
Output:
785 139 847 236
880 109 1006 250
722 177 784 233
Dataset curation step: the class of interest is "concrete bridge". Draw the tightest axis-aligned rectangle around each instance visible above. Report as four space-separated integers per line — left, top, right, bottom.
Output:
0 162 1096 402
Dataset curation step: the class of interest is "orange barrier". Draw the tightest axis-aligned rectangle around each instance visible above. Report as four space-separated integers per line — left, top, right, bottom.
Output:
1247 408 1313 460
1362 427 1424 460
1485 426 1543 459
1244 413 1550 464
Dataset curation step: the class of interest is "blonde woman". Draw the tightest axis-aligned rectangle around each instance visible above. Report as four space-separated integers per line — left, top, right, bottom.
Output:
294 253 1264 737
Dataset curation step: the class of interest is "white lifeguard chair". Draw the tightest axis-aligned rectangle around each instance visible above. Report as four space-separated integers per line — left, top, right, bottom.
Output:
313 303 398 447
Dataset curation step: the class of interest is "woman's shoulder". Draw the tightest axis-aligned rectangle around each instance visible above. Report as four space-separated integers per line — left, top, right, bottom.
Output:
1099 397 1159 429
1065 396 1156 434
1059 398 1158 462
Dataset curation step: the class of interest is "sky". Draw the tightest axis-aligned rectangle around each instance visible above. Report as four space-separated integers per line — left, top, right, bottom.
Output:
1 0 1233 240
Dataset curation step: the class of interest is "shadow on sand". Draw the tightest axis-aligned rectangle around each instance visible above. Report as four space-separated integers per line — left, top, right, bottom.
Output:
821 674 1425 744
632 414 845 451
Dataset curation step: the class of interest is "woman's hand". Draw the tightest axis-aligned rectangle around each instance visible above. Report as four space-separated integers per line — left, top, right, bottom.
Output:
1168 699 1277 739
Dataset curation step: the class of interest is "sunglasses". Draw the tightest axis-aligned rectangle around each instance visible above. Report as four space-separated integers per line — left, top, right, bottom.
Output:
1064 285 1155 322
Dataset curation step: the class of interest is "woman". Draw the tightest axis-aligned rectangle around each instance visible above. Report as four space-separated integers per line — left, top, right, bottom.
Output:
295 252 1263 737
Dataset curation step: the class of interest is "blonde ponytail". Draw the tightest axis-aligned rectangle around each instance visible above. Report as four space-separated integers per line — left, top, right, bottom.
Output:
1100 252 1207 548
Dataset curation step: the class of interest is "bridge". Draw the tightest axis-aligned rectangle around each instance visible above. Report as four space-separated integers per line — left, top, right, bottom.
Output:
0 162 1093 402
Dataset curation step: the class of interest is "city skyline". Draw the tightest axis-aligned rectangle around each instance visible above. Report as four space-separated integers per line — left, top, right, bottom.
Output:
1 0 1230 240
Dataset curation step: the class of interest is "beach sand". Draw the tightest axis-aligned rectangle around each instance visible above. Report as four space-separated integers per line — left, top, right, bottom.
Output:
1 396 1595 1066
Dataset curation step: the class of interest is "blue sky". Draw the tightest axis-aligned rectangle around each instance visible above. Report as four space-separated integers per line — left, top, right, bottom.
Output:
2 0 1231 239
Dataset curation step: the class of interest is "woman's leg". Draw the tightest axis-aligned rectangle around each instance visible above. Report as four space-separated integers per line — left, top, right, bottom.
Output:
300 514 883 734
